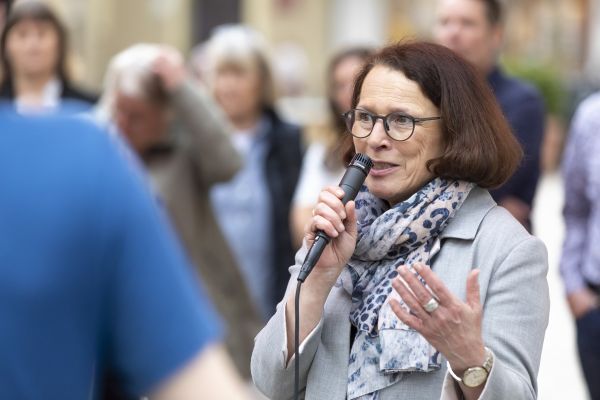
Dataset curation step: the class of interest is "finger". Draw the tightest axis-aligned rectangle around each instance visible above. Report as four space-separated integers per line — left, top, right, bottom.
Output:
466 269 481 309
313 202 345 232
318 189 347 219
310 215 340 239
389 299 424 331
344 201 357 237
392 277 431 321
413 263 456 305
323 185 346 199
398 265 438 307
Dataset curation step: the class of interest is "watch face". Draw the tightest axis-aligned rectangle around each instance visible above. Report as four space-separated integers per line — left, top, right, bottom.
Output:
463 367 488 388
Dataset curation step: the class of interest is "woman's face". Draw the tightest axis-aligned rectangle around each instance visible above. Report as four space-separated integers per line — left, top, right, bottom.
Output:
331 55 365 114
5 19 60 77
353 65 444 205
212 62 263 125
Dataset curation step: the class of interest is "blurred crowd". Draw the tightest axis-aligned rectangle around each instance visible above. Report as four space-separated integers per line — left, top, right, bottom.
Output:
0 0 599 399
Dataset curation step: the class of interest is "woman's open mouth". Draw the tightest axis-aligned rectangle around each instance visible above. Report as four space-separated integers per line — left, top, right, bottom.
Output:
369 161 399 177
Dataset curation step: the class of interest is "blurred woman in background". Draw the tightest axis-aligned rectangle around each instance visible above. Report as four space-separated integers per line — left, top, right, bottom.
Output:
291 47 372 246
200 24 303 320
0 0 95 113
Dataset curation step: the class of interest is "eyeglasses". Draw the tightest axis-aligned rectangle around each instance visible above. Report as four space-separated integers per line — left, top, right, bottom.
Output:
342 108 441 141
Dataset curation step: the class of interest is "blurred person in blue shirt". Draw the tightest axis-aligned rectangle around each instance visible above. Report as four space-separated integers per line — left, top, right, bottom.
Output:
0 1 96 114
434 0 545 232
0 110 249 400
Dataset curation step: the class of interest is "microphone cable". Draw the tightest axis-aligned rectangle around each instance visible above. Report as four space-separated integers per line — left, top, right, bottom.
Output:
293 153 372 400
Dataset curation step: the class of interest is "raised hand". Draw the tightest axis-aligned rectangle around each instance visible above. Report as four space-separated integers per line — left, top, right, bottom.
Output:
390 263 486 374
152 46 186 92
304 186 358 285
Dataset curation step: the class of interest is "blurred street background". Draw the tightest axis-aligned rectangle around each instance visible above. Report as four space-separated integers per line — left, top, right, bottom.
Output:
6 0 599 131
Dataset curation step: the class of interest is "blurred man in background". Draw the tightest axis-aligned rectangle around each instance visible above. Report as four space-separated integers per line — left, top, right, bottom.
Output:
434 0 545 232
96 43 263 380
0 111 249 399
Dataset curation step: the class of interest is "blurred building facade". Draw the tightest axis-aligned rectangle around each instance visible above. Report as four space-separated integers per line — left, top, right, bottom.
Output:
27 0 594 96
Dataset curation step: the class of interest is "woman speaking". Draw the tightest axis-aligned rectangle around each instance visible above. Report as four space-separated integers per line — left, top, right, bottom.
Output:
251 42 549 400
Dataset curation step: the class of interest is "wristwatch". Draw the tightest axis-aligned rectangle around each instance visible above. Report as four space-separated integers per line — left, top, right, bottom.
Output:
447 347 494 388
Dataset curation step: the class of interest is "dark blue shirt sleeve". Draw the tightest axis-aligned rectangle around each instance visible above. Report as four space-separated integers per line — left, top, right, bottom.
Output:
96 134 222 395
506 95 545 205
491 90 545 207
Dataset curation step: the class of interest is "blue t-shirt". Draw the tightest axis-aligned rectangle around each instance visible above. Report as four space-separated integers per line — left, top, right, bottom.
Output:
0 112 221 399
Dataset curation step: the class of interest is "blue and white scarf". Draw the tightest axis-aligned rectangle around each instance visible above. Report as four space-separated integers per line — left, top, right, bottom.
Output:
337 178 474 399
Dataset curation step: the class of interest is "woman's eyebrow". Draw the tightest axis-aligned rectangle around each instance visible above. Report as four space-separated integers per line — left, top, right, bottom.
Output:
356 104 413 115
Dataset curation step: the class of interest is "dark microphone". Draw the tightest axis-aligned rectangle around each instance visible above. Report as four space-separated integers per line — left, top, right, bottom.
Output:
297 153 373 282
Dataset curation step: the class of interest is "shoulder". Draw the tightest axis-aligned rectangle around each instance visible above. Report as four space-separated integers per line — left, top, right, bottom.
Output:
266 109 302 139
62 83 99 105
476 205 546 266
478 205 530 242
503 75 544 108
1 113 127 183
265 110 304 161
443 187 545 262
573 92 600 123
2 112 108 147
492 68 543 110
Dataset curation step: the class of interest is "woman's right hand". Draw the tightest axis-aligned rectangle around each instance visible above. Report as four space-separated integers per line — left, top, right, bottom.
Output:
303 186 358 285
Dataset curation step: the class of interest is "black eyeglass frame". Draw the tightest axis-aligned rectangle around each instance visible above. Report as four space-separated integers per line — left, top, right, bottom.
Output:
342 108 441 142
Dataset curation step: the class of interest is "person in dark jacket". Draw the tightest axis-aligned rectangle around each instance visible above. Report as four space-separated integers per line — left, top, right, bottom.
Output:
0 1 95 113
198 24 304 320
434 0 545 232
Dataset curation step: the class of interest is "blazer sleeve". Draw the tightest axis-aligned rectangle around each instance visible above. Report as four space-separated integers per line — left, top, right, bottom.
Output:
170 80 241 185
251 246 325 400
440 236 550 400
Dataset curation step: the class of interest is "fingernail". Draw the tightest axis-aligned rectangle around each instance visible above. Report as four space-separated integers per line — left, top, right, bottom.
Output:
414 263 422 272
397 265 406 274
338 224 345 231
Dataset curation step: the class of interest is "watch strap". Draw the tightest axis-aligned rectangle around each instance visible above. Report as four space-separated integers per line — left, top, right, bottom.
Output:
447 347 493 383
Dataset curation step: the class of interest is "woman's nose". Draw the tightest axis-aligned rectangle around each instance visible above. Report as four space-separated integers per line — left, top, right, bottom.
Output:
366 118 390 149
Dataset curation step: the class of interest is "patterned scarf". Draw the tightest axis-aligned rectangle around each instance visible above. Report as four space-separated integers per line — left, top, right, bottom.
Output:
336 178 474 399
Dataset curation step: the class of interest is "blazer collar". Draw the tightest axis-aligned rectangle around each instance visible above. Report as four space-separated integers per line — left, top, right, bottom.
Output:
440 186 496 240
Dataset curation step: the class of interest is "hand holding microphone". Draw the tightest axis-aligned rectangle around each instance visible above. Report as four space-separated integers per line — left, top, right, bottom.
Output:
298 154 372 283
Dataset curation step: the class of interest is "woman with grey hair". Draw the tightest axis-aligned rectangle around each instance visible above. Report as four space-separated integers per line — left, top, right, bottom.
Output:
96 43 263 382
199 25 304 320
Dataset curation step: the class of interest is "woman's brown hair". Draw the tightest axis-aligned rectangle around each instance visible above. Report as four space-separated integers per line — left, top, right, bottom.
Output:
0 1 69 93
343 41 522 189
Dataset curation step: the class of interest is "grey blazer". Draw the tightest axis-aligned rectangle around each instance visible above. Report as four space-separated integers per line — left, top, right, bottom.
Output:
251 187 550 399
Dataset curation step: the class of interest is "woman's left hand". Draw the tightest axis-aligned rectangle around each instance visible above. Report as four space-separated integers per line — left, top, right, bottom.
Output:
390 262 486 374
